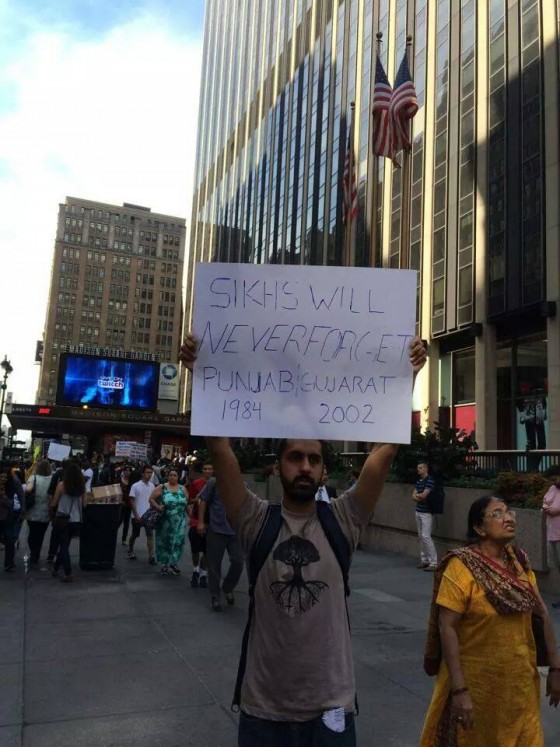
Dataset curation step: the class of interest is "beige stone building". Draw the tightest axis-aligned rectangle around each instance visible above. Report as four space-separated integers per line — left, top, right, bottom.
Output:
37 197 186 405
186 0 560 450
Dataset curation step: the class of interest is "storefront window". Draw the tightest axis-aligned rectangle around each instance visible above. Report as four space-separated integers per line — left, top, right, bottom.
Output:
454 351 475 403
496 337 547 449
516 339 548 449
453 349 475 436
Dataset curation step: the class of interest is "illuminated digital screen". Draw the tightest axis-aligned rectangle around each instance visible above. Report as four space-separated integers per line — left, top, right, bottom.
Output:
57 354 159 410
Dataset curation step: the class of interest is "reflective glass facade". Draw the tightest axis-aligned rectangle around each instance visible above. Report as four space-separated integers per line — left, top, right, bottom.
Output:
187 0 560 449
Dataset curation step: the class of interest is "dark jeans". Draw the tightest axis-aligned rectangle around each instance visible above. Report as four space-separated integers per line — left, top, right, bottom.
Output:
53 522 80 577
47 521 59 561
120 505 132 542
238 712 356 747
206 531 244 600
27 521 50 563
1 515 19 568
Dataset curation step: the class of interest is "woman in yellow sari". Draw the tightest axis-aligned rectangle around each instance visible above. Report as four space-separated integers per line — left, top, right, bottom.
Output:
420 495 560 747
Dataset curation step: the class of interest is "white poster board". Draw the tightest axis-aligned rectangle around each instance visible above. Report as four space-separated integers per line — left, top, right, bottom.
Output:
129 442 148 460
191 262 417 443
115 441 131 457
47 442 71 461
115 441 148 460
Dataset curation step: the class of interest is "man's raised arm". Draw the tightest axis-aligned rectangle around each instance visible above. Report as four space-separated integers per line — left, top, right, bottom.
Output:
180 334 249 527
351 336 427 520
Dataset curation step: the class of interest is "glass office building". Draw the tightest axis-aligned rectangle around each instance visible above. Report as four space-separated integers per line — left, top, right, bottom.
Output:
186 0 560 449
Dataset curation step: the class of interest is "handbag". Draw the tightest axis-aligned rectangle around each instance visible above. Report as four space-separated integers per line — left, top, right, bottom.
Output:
54 496 78 533
25 477 37 511
532 612 549 667
141 505 163 530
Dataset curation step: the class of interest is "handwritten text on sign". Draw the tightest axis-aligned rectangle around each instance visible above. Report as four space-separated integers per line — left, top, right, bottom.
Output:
191 263 417 443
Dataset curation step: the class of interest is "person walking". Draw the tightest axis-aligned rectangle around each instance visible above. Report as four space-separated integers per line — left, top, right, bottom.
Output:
187 462 213 588
119 464 133 546
413 461 438 571
0 464 22 571
49 462 86 582
150 467 188 576
180 332 426 746
198 477 244 612
46 461 64 564
82 458 94 493
10 463 25 547
128 464 156 564
421 495 560 746
25 459 53 565
542 466 560 609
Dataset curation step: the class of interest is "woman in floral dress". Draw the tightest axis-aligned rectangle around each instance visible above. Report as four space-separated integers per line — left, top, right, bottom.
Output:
149 468 188 576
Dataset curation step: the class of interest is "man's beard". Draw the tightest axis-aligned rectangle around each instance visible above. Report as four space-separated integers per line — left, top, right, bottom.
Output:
280 474 320 503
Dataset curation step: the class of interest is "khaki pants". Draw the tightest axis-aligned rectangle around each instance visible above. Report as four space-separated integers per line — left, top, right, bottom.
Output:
416 512 437 566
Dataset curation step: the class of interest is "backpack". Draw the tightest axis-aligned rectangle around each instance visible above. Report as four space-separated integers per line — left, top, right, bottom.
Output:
428 478 445 515
232 500 354 711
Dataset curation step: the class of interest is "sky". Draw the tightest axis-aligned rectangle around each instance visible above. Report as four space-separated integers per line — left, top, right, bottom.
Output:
0 0 205 415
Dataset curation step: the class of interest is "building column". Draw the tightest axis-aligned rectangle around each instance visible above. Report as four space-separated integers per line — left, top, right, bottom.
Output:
543 1 560 448
472 1 495 449
474 326 497 449
427 339 440 431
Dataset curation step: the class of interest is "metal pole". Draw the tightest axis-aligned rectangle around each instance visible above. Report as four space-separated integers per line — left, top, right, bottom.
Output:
0 376 7 432
398 35 414 271
370 32 383 268
344 102 356 267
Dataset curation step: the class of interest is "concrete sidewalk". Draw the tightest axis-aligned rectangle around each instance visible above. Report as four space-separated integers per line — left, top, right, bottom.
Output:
2 535 560 746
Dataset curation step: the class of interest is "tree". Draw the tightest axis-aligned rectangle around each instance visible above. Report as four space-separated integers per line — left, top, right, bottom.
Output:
270 536 329 615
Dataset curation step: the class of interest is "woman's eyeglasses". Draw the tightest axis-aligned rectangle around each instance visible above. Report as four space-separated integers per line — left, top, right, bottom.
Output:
485 508 516 521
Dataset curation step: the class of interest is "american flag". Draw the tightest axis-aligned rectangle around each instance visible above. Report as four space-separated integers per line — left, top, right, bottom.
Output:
342 108 358 225
390 52 418 155
372 55 393 159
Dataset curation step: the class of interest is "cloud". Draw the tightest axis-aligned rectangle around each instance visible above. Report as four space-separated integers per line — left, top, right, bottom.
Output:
0 6 202 413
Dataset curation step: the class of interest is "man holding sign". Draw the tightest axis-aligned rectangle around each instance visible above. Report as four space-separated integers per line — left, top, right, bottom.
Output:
180 324 426 746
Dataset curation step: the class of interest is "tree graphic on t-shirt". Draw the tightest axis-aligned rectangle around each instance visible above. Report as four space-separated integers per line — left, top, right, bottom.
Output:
270 535 328 615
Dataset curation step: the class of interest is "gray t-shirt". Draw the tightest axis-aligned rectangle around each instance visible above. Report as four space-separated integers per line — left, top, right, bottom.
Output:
199 478 235 535
57 493 83 523
235 488 366 721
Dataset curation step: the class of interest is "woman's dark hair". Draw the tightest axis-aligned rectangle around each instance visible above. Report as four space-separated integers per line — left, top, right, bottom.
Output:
275 439 330 466
167 468 179 477
62 462 86 497
0 462 17 496
467 495 500 541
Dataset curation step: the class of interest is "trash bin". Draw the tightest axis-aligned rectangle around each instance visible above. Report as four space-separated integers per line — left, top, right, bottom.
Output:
79 503 121 570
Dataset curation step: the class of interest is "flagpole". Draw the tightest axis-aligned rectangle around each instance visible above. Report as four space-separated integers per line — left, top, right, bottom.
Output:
344 101 356 267
370 32 383 269
399 35 414 271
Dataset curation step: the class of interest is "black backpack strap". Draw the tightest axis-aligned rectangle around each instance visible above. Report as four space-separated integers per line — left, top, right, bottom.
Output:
316 501 351 597
315 501 359 714
232 503 283 711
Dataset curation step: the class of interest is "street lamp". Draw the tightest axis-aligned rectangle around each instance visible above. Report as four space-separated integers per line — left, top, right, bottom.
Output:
0 355 13 437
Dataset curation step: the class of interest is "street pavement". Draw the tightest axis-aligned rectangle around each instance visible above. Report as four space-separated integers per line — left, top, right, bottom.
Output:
2 531 560 746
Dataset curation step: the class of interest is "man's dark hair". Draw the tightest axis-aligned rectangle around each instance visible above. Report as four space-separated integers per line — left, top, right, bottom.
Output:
545 465 560 479
142 464 153 473
275 439 330 466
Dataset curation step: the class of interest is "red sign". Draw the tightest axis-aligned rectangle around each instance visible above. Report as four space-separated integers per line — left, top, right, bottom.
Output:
38 407 51 415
